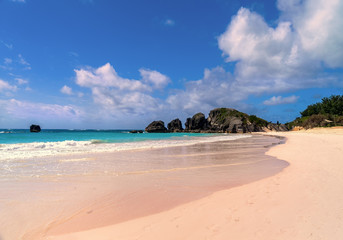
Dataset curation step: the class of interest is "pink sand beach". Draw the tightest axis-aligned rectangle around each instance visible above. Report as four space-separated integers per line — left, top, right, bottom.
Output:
2 128 343 239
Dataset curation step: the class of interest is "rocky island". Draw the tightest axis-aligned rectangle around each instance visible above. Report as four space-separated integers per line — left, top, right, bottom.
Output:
145 108 288 133
30 124 41 133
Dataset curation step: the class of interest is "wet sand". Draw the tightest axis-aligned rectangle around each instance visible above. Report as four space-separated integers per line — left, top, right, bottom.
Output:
0 135 288 240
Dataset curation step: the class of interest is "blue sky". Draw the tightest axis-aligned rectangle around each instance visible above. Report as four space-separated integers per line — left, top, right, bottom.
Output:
0 0 342 129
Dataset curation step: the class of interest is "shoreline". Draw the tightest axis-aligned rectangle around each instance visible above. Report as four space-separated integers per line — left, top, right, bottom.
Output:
0 134 287 240
49 127 343 240
0 133 250 161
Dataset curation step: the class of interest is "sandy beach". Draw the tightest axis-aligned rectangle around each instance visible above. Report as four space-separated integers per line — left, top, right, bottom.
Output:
0 135 287 240
48 127 343 240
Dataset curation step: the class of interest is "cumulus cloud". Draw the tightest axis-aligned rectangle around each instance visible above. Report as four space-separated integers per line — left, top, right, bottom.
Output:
60 85 73 95
167 67 238 114
75 63 169 116
263 95 299 105
280 0 343 68
75 63 150 91
218 0 343 95
139 68 170 89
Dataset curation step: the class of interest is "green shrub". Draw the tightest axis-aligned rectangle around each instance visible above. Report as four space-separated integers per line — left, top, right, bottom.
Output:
248 115 268 127
302 114 328 129
301 95 343 117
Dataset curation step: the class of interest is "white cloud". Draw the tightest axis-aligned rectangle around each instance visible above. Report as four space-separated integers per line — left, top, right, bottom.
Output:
18 54 31 70
15 78 28 85
75 63 169 116
139 68 170 89
218 0 343 95
11 0 26 2
60 85 73 95
1 41 13 49
4 58 12 64
288 0 343 68
263 95 299 105
69 52 79 57
0 99 84 125
164 19 175 26
75 63 151 91
0 79 17 92
166 67 238 114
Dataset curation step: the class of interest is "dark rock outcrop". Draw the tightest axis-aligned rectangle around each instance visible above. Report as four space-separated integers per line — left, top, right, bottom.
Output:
207 108 245 132
206 108 250 133
167 119 183 132
129 130 143 133
145 107 288 134
30 124 41 133
145 121 168 133
185 113 207 131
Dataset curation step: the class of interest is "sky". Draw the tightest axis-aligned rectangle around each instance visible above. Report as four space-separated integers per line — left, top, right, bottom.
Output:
0 0 342 129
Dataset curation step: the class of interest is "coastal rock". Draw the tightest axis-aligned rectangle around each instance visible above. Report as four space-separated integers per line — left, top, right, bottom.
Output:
129 130 143 133
206 108 248 133
146 107 289 134
207 108 236 132
30 124 41 133
266 123 289 132
185 113 207 131
145 121 168 133
167 119 183 132
227 117 244 133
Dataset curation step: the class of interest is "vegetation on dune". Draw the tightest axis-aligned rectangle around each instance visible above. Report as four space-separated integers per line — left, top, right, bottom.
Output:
287 95 343 129
300 95 343 117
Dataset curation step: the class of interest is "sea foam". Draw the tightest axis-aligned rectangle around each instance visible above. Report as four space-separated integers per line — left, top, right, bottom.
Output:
0 134 251 160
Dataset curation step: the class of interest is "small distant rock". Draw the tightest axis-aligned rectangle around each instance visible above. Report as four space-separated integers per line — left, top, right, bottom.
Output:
145 121 168 133
30 124 41 133
167 119 183 132
129 130 143 133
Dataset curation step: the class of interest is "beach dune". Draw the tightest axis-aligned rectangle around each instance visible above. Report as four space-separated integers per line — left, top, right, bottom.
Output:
49 128 343 240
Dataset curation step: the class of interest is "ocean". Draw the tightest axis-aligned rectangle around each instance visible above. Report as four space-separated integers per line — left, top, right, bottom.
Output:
0 129 250 160
0 129 214 144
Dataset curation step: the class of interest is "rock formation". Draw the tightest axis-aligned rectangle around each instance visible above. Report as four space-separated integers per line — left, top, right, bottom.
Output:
145 120 168 133
30 124 41 133
207 108 244 132
129 130 143 133
265 123 288 132
206 108 268 133
185 113 207 131
167 119 183 132
145 107 288 133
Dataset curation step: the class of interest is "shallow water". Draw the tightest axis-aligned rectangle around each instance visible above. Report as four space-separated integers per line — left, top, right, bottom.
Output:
0 132 247 161
0 135 288 240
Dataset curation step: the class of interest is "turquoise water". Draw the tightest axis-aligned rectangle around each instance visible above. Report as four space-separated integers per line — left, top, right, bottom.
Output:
0 129 213 144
